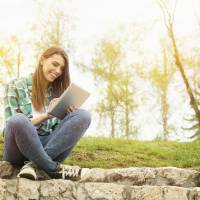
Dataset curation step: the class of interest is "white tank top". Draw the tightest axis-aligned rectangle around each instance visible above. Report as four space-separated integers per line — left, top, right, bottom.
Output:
31 104 44 117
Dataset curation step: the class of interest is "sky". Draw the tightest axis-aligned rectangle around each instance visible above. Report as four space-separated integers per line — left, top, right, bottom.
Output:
0 0 199 140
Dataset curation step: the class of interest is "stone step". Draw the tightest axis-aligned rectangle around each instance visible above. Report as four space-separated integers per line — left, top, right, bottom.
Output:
1 161 200 199
80 167 200 187
1 161 200 187
1 178 200 200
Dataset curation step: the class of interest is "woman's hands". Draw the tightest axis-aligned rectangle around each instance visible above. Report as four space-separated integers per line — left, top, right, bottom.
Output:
31 99 77 125
46 98 77 120
46 98 59 119
64 105 77 115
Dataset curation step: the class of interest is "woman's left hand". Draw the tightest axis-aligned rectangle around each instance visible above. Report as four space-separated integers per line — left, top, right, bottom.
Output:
65 105 77 115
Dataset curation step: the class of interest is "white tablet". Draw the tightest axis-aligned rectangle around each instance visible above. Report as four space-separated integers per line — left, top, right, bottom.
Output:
48 83 90 119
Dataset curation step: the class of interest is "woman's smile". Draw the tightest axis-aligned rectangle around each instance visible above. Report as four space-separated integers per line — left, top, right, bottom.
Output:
50 72 57 79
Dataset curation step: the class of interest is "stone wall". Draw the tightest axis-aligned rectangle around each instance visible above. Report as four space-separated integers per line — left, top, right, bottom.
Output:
0 161 200 200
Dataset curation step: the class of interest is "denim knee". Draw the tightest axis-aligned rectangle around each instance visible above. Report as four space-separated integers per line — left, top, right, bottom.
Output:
6 113 29 131
75 109 92 127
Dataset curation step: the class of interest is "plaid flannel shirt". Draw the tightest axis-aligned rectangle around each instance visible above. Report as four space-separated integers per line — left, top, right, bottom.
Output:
3 73 61 136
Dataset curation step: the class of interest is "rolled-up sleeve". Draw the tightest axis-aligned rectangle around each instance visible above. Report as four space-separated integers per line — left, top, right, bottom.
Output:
3 82 20 121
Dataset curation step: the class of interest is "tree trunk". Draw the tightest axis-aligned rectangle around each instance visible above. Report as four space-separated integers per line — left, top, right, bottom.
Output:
168 25 200 129
161 88 168 140
124 83 129 139
56 19 60 46
17 49 20 78
125 103 129 139
111 111 115 138
161 47 169 140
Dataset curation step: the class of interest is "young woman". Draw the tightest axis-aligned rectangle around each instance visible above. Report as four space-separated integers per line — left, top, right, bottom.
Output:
2 46 91 180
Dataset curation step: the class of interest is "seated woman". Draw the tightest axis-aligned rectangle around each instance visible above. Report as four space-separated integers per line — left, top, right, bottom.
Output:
2 46 91 180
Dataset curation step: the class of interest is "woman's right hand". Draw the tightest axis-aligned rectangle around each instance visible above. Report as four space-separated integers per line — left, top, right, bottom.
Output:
46 98 59 119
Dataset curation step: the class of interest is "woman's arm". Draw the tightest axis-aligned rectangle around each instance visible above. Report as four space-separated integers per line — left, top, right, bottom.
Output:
31 113 50 125
4 81 20 121
31 105 77 126
4 81 59 126
31 98 59 125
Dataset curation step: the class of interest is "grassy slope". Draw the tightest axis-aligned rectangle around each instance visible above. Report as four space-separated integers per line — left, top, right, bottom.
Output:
62 137 200 169
1 136 200 170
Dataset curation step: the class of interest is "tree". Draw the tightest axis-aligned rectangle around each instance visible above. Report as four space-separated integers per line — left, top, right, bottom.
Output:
181 1 200 139
92 40 123 137
182 50 200 140
90 38 138 138
31 1 74 60
76 20 150 138
0 35 24 82
149 44 175 140
157 0 200 135
10 35 24 78
117 71 137 138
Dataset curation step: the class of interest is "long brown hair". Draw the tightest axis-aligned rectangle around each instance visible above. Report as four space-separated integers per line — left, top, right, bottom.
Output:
32 47 70 111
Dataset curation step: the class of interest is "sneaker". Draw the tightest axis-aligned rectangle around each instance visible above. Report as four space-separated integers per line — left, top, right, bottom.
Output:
17 161 38 180
48 163 81 181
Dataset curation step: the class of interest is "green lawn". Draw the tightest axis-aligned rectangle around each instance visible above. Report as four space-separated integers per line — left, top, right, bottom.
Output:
1 136 200 170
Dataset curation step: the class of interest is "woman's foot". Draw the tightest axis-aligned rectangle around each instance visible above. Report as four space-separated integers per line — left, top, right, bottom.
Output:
17 161 38 180
47 163 82 181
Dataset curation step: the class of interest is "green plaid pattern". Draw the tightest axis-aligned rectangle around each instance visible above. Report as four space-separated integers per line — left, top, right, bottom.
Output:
3 74 61 135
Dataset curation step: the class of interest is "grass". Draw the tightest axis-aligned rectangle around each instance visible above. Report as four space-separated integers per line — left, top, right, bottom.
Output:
1 135 200 170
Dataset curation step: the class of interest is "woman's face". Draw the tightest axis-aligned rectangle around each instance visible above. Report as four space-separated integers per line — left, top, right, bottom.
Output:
42 54 65 83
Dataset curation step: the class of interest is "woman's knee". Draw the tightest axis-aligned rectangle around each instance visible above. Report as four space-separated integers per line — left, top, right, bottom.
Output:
75 109 92 127
6 113 29 130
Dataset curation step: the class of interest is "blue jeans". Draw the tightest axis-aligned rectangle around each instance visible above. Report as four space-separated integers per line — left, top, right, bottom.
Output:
3 109 91 173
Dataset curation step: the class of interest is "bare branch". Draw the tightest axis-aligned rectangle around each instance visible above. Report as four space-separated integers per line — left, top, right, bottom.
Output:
156 0 170 29
192 0 200 34
171 0 178 25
